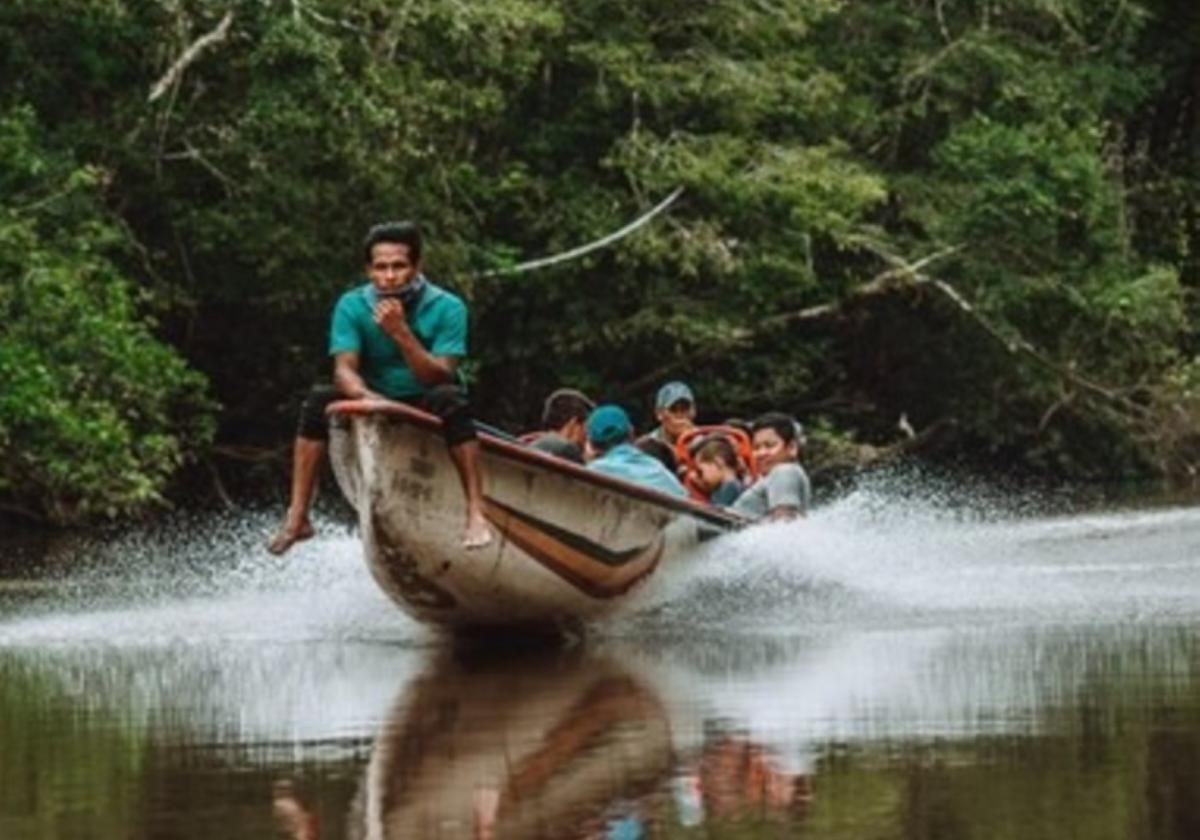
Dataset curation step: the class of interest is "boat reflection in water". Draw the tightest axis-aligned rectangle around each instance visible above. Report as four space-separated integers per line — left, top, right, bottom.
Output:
321 649 809 840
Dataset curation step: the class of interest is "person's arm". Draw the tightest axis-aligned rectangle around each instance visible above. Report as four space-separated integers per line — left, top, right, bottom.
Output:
328 292 385 399
333 352 382 400
765 464 809 520
374 298 459 386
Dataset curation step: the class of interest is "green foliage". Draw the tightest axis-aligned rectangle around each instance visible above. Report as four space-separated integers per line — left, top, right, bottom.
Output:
0 106 215 523
808 0 1191 476
1 0 1199 505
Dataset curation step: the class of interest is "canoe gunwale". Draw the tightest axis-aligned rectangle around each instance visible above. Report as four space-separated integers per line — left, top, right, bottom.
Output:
329 398 744 530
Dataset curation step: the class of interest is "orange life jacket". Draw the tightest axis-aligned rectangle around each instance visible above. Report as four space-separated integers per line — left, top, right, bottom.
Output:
674 426 758 503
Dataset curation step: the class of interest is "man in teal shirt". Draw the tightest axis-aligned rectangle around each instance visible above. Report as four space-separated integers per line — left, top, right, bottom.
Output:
585 405 686 497
269 221 491 554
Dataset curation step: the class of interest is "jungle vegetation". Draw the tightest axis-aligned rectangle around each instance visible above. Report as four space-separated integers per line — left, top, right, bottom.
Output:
2 0 1198 523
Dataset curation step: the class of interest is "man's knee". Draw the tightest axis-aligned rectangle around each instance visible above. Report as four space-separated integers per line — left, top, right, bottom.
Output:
424 384 477 447
296 384 339 441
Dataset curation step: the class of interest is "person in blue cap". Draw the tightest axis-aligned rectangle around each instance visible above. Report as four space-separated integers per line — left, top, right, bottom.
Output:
645 380 697 448
585 405 687 497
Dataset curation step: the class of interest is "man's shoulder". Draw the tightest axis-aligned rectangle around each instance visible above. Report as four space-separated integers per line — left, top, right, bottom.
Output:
422 280 467 312
626 446 684 489
334 282 371 310
768 462 809 484
589 444 636 470
530 432 584 463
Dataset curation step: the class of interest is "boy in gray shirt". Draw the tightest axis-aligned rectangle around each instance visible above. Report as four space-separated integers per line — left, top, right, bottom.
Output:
732 412 811 520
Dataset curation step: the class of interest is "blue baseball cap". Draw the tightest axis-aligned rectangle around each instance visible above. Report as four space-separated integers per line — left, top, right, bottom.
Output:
656 381 695 410
586 404 633 447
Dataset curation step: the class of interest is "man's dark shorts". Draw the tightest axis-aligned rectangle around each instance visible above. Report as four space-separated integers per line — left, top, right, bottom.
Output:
296 384 477 447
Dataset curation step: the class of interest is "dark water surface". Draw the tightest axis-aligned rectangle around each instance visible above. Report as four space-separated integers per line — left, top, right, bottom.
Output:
3 489 1200 839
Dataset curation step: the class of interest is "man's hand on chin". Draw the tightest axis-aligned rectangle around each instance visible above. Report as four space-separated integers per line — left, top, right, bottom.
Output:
374 297 407 337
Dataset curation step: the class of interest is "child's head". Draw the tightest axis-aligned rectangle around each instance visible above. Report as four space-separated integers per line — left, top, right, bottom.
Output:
692 437 739 493
750 412 801 474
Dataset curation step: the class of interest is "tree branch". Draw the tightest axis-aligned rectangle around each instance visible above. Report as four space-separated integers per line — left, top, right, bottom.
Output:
204 458 235 510
746 244 965 336
212 443 290 463
616 245 963 396
0 501 48 524
851 238 1152 420
617 239 1150 430
162 140 237 195
147 11 234 104
292 0 364 33
475 187 684 278
933 0 953 43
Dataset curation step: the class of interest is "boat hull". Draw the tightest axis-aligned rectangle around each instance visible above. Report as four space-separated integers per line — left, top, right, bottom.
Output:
329 400 737 629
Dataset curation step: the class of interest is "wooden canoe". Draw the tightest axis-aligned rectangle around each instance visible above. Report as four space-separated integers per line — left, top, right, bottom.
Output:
328 399 741 630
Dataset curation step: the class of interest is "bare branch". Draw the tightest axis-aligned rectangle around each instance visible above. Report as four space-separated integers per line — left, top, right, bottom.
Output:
618 239 1150 431
0 502 48 524
933 0 952 43
852 238 1152 420
162 140 237 194
293 0 365 33
1037 390 1075 434
147 10 234 104
747 244 965 336
213 443 290 463
616 245 964 397
204 459 235 511
475 187 685 278
901 38 967 95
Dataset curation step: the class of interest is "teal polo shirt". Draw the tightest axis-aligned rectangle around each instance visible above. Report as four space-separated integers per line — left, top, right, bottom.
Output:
328 279 467 399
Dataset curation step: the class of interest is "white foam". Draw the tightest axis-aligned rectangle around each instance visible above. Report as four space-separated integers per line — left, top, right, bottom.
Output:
622 480 1200 633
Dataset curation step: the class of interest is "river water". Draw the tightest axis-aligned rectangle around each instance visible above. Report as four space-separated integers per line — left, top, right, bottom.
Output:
3 481 1200 839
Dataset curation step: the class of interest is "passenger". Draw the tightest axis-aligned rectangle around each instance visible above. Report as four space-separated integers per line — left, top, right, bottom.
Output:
635 436 678 475
691 436 745 507
732 412 811 520
585 405 687 497
527 388 594 464
722 417 753 440
644 380 697 447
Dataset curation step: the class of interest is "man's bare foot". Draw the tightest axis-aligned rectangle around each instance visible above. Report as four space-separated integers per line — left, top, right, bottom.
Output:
273 780 319 840
267 519 315 556
462 514 492 550
473 785 500 840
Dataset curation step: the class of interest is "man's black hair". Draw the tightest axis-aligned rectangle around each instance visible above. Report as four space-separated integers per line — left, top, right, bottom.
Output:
541 389 595 431
635 437 677 473
751 411 799 445
363 221 423 264
723 417 753 438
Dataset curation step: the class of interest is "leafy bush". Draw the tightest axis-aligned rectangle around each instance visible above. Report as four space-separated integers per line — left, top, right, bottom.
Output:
0 107 215 523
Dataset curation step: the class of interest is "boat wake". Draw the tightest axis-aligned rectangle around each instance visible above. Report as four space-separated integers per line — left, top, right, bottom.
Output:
3 475 1199 648
623 473 1200 634
2 483 1199 762
0 510 424 648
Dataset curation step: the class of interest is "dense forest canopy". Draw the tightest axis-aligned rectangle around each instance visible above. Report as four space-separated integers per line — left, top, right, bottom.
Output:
1 0 1198 523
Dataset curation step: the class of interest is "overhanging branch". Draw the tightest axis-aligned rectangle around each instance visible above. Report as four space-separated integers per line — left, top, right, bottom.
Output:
148 11 234 104
617 239 1150 428
852 238 1151 420
474 187 684 278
